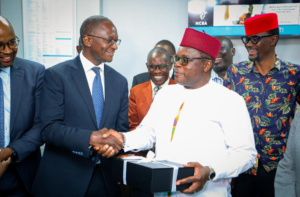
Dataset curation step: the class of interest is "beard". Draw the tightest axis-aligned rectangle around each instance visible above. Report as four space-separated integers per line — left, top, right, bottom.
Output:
248 48 260 62
249 55 259 62
213 64 228 73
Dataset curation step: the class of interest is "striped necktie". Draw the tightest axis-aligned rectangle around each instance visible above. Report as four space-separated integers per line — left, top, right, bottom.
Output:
91 67 104 129
0 77 4 148
153 86 161 100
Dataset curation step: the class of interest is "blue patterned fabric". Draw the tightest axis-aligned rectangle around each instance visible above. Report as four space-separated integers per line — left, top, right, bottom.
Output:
0 77 4 148
91 67 104 129
224 56 300 174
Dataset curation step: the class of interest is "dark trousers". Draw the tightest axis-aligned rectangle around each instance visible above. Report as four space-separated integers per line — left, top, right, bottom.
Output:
120 185 153 197
0 165 31 197
134 189 153 197
85 165 108 197
232 161 276 197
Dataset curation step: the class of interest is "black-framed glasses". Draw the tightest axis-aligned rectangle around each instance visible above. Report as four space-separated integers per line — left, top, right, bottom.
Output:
146 64 169 71
87 34 121 46
241 34 273 44
0 37 20 52
171 55 209 66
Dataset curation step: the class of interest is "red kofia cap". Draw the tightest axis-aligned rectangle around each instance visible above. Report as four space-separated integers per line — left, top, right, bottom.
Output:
180 28 221 60
244 13 279 36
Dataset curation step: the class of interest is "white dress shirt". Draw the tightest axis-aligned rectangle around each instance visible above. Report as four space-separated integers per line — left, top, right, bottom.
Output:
123 81 257 197
151 78 170 100
80 52 105 99
0 67 10 147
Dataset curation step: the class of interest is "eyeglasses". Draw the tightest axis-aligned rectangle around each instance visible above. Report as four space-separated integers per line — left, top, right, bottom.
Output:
87 35 121 46
171 55 209 66
241 34 273 44
0 37 20 52
146 64 169 71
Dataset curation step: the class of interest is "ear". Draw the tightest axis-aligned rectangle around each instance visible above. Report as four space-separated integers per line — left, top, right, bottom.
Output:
270 35 278 46
83 35 92 47
203 60 213 73
169 63 173 70
231 48 236 56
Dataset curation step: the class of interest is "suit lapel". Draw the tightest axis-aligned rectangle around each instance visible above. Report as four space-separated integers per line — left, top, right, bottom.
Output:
143 81 152 107
71 56 97 128
100 64 112 128
10 58 24 132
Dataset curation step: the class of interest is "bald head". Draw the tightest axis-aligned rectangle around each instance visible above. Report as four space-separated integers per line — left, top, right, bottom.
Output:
154 40 176 56
0 16 14 36
0 16 11 27
215 36 233 48
147 47 171 64
0 16 18 68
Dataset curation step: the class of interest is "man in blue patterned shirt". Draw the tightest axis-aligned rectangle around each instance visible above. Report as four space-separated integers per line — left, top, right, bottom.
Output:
224 13 300 197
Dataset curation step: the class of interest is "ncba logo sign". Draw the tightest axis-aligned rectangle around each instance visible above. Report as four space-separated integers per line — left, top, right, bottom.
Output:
195 11 208 25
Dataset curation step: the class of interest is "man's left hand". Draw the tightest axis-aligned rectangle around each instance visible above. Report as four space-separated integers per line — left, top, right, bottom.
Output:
0 148 13 162
176 162 210 194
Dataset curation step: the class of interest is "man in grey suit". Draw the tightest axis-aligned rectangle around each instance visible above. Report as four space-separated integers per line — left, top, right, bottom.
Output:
275 111 300 197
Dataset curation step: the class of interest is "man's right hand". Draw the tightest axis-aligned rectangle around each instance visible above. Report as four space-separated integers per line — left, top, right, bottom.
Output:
95 129 124 157
89 128 123 157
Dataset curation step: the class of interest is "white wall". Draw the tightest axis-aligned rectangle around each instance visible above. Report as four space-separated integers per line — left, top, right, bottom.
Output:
103 0 189 87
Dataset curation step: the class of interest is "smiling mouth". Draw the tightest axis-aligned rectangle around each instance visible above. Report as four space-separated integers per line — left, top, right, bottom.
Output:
247 48 257 55
106 51 114 56
215 57 222 63
154 76 163 80
0 56 13 62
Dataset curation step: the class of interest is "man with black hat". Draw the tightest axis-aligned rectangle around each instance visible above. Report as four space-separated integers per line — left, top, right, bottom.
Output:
99 28 257 197
224 13 300 197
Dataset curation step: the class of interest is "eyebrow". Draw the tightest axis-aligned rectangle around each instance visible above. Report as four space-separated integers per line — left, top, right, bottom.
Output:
0 38 16 44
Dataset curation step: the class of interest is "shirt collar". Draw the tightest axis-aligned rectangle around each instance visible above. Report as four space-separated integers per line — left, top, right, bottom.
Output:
80 52 104 73
0 66 11 75
247 55 281 73
211 70 222 81
151 77 170 90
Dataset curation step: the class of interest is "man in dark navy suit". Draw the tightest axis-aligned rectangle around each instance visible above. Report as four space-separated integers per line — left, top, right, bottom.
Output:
31 15 128 197
0 16 45 197
131 40 176 88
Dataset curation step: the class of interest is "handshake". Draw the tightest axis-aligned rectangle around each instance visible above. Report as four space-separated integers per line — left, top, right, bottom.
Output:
89 128 124 158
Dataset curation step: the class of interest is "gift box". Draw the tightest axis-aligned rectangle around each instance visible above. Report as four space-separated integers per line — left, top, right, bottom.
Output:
112 158 194 193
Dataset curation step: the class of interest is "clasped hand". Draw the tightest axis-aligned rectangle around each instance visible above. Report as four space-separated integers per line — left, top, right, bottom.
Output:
89 128 123 158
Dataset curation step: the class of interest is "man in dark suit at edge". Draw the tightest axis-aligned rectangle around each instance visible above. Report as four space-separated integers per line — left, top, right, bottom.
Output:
31 15 128 197
0 16 45 197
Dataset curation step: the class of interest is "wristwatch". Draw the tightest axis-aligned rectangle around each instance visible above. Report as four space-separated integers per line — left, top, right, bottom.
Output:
208 166 216 181
7 146 19 163
119 132 126 149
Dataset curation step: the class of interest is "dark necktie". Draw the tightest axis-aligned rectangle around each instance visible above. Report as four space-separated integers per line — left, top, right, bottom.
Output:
91 67 104 129
153 86 161 100
0 77 4 148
